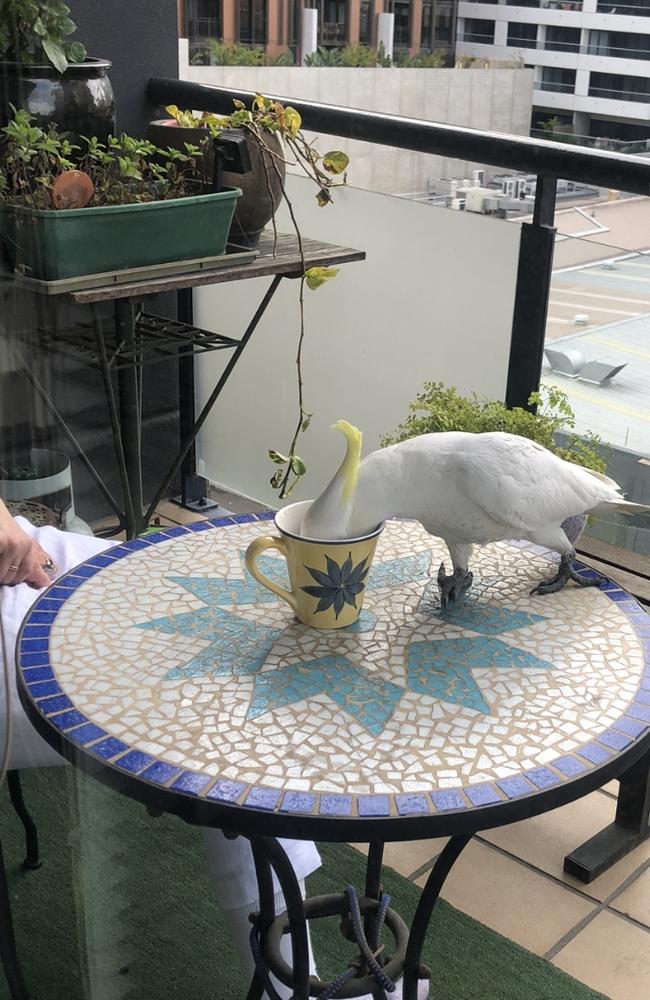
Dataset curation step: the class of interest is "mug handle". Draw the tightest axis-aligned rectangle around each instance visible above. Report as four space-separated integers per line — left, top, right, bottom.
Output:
245 536 298 614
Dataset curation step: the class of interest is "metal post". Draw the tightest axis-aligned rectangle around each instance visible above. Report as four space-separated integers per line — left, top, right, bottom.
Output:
176 288 197 505
114 300 145 536
505 175 557 412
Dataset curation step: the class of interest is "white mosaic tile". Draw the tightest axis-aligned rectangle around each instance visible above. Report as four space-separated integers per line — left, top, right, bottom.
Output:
29 519 648 800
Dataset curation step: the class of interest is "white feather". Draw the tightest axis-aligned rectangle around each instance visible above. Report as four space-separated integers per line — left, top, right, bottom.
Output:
344 432 646 561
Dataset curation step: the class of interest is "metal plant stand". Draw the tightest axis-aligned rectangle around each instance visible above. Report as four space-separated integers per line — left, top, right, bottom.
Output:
5 235 365 537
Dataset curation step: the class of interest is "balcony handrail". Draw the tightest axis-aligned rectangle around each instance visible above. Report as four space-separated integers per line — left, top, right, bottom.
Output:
147 78 650 196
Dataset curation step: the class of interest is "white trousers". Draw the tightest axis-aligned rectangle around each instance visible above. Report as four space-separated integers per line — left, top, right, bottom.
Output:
0 519 321 910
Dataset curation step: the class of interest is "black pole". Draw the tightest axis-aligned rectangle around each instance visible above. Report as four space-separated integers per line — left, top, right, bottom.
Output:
505 175 558 412
176 288 197 505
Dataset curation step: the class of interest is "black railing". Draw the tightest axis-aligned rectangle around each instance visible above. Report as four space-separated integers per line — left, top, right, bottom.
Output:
147 78 650 197
146 77 650 412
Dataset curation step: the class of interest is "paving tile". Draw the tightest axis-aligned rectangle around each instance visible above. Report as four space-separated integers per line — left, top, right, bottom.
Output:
415 840 595 955
480 792 650 901
610 866 650 928
156 500 209 524
349 838 445 879
552 910 650 1000
209 486 267 515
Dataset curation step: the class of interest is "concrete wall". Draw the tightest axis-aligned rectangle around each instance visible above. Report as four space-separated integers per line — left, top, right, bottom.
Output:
179 59 535 194
193 175 522 507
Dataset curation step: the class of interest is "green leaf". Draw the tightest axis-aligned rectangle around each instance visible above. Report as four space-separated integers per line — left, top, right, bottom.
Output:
65 41 86 65
290 456 306 476
301 414 312 433
268 449 289 465
305 266 339 291
42 38 68 74
322 150 349 175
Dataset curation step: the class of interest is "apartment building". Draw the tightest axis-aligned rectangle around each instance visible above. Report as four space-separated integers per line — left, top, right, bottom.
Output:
456 0 650 141
180 1 458 61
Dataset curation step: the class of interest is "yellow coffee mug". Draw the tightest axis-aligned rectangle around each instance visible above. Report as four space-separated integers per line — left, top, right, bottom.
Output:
245 500 383 629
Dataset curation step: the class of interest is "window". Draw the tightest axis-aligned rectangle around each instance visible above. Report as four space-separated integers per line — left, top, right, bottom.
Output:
588 30 650 60
507 22 537 48
597 0 650 14
239 0 266 46
422 1 455 51
539 66 576 93
392 1 411 48
463 18 495 44
317 0 347 46
359 0 372 45
186 0 222 41
545 25 580 52
589 72 650 102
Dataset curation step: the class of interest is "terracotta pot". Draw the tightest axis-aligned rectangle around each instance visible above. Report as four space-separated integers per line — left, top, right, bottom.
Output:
146 120 285 247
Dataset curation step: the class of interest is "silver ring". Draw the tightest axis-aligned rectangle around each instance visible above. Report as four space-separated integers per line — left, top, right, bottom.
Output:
42 559 57 578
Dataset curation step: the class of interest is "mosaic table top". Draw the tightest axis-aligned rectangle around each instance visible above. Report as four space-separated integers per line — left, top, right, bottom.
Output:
18 514 650 830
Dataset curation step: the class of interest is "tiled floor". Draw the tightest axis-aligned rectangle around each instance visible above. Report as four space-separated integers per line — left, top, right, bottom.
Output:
99 492 650 1000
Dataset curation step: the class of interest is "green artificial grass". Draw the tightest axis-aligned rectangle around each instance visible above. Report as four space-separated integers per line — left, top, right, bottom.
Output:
0 768 605 1000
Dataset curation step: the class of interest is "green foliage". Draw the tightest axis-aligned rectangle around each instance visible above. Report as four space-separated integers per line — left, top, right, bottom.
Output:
305 44 448 68
381 383 607 473
206 39 295 66
393 49 448 68
0 0 86 73
0 109 207 209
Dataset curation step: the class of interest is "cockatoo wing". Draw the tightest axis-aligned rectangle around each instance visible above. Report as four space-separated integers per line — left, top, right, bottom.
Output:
455 434 625 535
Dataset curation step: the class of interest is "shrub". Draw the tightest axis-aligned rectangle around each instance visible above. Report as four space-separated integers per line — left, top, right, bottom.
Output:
381 383 606 473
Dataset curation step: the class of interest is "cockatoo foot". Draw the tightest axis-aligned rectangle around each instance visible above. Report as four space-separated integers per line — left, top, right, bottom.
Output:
437 563 473 609
530 554 604 596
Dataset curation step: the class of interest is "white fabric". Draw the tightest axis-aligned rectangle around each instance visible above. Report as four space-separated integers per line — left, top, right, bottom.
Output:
0 518 110 770
0 519 321 912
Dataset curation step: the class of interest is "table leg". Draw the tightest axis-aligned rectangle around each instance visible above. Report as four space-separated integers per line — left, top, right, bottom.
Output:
243 833 471 1000
0 839 30 1000
564 748 650 883
115 301 145 537
6 772 41 873
91 306 138 537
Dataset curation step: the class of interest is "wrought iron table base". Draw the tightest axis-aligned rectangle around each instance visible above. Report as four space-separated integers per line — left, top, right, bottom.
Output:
245 834 471 1000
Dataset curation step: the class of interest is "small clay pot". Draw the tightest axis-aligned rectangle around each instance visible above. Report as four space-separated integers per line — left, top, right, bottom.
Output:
146 120 285 247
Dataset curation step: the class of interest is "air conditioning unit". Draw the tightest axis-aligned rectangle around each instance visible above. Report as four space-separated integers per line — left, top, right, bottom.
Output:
465 188 487 213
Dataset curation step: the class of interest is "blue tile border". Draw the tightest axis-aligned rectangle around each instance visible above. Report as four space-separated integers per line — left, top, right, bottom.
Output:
16 516 650 823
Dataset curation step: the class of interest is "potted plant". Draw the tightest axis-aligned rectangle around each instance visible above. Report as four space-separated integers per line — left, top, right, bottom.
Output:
149 96 350 501
0 109 241 280
148 97 349 248
381 383 607 543
0 0 115 142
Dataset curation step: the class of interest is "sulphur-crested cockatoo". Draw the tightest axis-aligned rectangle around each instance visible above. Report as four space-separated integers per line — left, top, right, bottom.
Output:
302 424 647 605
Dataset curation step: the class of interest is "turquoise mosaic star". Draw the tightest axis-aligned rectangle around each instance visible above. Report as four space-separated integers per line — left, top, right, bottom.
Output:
248 654 404 735
407 637 555 714
136 577 283 680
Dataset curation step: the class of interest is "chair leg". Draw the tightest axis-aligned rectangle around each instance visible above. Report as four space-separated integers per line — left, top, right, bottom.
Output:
0 839 30 1000
6 773 41 872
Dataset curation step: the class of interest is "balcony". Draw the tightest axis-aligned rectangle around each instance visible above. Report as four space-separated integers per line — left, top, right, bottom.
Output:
1 6 649 1000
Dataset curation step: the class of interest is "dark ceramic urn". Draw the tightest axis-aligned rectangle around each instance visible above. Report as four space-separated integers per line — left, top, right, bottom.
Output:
146 119 285 248
0 58 115 144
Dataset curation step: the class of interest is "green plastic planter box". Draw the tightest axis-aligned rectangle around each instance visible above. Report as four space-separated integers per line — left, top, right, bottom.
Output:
0 187 242 281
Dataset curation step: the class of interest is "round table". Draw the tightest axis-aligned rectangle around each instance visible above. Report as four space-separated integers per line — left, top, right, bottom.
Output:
17 514 650 1000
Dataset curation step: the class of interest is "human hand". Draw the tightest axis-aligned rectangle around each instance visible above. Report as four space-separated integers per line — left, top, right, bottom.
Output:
0 503 55 589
